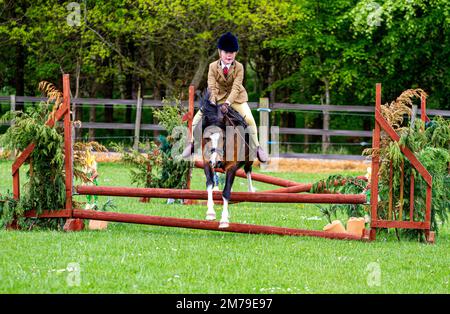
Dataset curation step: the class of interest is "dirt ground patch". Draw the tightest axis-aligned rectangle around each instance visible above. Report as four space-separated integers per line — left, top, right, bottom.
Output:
256 158 369 173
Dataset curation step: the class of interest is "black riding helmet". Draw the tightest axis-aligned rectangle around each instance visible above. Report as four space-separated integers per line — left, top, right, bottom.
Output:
217 32 239 52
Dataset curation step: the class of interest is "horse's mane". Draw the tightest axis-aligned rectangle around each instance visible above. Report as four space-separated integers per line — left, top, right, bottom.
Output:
200 90 221 127
200 89 248 130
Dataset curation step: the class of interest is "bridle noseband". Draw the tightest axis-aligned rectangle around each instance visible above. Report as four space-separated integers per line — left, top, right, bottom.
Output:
210 147 224 155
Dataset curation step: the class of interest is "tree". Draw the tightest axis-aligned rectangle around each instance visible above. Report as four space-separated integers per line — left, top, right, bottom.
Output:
350 0 450 109
268 0 449 154
269 0 365 152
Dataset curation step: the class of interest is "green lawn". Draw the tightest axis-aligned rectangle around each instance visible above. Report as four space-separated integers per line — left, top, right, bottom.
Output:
0 160 448 293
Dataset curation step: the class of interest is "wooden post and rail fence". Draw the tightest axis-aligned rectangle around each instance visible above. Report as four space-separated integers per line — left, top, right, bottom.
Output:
0 94 449 160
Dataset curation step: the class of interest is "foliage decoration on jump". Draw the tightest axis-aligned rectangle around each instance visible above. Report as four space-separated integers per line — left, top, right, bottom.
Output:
368 89 448 241
310 174 369 223
112 97 190 190
0 80 113 229
0 81 67 229
313 88 448 242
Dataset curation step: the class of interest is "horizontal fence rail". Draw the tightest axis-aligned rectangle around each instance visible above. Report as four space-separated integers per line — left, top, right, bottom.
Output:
1 95 448 160
79 122 165 131
1 96 449 116
278 127 373 137
278 153 368 161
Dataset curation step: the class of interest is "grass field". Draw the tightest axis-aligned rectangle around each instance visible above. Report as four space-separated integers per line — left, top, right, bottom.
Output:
0 160 448 294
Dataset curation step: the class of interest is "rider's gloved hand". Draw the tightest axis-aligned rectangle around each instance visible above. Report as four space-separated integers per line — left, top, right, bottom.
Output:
220 103 229 114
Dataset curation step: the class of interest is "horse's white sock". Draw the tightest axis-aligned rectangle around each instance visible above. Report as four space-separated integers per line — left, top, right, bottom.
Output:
219 196 230 228
247 172 255 192
206 184 215 220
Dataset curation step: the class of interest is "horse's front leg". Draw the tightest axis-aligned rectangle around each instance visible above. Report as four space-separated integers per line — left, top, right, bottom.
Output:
219 165 240 228
204 164 216 221
244 162 255 192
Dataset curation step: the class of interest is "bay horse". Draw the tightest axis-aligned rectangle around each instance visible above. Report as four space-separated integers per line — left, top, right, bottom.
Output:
199 90 256 228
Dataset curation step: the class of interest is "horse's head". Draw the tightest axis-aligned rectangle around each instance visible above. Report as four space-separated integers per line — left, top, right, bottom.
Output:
202 115 224 168
199 89 250 168
204 128 224 168
200 89 225 168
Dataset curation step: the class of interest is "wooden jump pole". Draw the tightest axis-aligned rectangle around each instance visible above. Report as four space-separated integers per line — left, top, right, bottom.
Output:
194 161 302 187
72 209 365 240
194 161 368 197
76 185 366 204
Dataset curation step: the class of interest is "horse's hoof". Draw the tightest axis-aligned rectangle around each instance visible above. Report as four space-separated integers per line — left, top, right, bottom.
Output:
206 213 216 221
219 222 229 229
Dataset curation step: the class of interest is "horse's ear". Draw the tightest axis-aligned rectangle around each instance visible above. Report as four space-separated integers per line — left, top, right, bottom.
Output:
198 89 208 112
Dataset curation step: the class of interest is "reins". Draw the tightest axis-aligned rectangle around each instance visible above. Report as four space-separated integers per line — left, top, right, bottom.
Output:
224 113 252 153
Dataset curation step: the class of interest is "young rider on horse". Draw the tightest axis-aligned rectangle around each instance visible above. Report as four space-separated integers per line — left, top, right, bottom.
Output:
181 32 268 163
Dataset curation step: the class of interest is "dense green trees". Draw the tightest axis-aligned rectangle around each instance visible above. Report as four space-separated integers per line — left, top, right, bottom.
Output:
1 0 295 97
0 0 448 150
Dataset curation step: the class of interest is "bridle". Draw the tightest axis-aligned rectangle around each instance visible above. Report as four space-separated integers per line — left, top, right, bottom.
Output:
209 147 224 155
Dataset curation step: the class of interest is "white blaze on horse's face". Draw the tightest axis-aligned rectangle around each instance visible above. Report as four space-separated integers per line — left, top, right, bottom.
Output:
209 132 221 167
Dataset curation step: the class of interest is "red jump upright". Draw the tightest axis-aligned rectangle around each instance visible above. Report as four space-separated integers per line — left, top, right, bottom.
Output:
369 84 434 243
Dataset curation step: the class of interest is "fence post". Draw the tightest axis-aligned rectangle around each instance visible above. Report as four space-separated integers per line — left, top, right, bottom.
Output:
268 126 279 171
9 95 16 160
133 84 143 150
10 95 16 112
259 97 269 168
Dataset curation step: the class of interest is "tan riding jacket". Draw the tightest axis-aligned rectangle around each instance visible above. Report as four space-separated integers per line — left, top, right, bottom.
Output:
207 59 248 105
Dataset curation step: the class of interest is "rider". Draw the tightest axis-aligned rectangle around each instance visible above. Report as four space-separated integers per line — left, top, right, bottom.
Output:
181 32 268 163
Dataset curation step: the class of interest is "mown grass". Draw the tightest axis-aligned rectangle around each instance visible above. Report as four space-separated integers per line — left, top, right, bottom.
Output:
0 160 448 293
